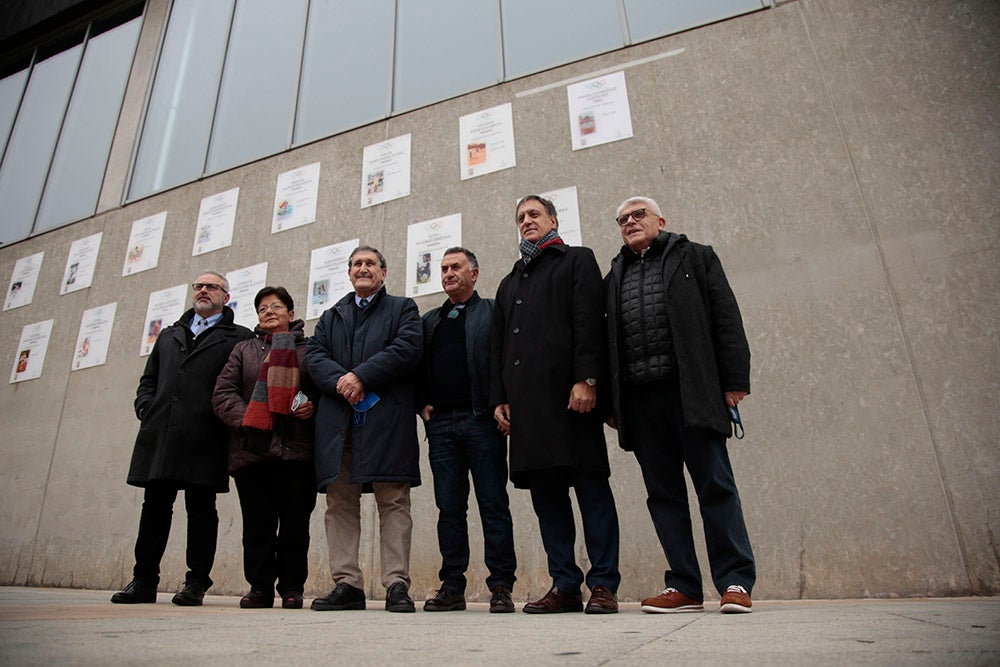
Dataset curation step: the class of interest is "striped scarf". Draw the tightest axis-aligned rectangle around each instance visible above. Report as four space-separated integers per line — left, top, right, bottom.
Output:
519 229 563 264
241 330 301 431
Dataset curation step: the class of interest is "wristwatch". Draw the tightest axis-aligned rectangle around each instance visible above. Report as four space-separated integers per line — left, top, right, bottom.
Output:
584 378 597 387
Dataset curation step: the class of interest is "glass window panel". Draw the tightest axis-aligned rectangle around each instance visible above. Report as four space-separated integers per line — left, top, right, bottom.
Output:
393 0 500 113
501 0 623 80
36 17 142 232
0 45 82 245
128 0 233 200
624 0 762 43
0 69 29 163
295 0 393 144
206 0 308 173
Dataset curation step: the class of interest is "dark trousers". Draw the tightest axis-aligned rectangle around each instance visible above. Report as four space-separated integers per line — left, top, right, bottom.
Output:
132 482 218 589
624 380 756 599
233 459 316 596
528 472 621 595
426 408 517 593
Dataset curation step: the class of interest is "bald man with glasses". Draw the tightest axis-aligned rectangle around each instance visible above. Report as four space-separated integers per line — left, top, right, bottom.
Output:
113 271 253 607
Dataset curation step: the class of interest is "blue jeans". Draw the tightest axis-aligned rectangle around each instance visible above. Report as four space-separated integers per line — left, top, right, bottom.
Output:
425 408 517 593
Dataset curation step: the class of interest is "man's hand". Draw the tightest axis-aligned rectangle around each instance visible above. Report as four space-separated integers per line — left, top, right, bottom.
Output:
292 401 315 420
421 405 434 422
494 403 511 435
567 381 597 413
724 391 748 407
336 372 365 405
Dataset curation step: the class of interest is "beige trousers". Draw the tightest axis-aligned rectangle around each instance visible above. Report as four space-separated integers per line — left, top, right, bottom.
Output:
323 440 412 592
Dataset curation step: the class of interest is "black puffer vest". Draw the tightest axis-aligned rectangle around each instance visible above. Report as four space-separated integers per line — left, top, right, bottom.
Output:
619 236 677 384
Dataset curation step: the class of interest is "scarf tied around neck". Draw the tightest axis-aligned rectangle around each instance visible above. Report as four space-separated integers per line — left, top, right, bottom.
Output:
241 330 302 431
519 229 563 264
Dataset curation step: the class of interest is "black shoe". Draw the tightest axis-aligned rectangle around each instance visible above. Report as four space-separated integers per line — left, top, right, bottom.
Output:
385 582 415 613
239 588 274 609
311 582 366 611
489 585 515 614
171 581 206 606
281 591 304 609
423 587 466 612
111 579 157 604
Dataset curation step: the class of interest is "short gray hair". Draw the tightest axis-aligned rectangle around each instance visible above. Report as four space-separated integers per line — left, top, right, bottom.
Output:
615 196 663 219
197 270 230 292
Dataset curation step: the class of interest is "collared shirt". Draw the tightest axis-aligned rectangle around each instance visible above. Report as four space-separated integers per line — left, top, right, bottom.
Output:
190 311 223 336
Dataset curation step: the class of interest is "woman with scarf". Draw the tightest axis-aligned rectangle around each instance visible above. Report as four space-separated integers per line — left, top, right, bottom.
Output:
213 286 316 609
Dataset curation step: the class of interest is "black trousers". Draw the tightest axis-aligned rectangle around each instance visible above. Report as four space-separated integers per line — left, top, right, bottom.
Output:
233 459 316 596
623 379 756 600
132 482 218 589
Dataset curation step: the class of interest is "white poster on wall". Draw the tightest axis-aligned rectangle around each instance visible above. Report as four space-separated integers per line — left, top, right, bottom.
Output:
72 302 117 371
512 187 583 249
306 238 359 320
3 251 44 311
193 187 239 256
226 262 268 329
566 71 633 151
10 319 54 383
122 211 167 276
61 232 102 295
140 283 187 357
272 162 320 234
361 134 411 208
459 103 516 180
405 213 462 298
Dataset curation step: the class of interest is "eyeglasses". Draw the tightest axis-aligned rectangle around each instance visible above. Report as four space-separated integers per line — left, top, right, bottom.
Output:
616 208 650 227
257 303 288 315
192 282 226 292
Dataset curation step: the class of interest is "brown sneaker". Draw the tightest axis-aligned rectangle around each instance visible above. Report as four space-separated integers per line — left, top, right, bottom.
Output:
522 586 583 614
640 587 704 614
720 585 752 613
585 585 618 614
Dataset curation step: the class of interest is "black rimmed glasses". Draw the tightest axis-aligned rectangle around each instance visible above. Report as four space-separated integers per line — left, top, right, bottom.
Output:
192 282 226 292
616 208 649 227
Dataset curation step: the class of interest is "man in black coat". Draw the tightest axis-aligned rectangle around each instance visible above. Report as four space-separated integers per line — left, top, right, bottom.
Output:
605 196 756 615
306 246 423 614
112 271 253 606
491 195 621 615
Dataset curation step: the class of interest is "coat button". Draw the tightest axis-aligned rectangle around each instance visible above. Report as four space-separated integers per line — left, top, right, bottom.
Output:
177 368 184 374
514 360 520 366
515 299 522 305
522 272 528 278
513 328 520 334
172 395 179 402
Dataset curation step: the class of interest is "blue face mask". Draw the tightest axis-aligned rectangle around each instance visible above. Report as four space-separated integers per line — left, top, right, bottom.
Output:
728 405 744 440
352 391 381 425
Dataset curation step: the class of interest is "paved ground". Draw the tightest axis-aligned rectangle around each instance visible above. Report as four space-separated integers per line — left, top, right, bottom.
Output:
0 587 997 665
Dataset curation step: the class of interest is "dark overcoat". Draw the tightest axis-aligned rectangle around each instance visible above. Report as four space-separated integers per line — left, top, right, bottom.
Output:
306 287 423 492
211 320 316 474
129 307 254 492
605 231 751 448
490 244 609 488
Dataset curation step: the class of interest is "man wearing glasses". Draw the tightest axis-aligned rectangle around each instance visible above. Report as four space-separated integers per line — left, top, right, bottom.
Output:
605 197 756 614
113 271 253 606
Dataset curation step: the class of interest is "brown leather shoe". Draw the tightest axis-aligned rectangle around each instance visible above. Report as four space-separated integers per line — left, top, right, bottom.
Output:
719 585 752 613
640 587 704 613
585 585 618 614
522 586 583 614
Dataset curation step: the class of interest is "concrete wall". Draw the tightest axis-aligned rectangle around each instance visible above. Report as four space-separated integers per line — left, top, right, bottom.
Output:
0 0 997 602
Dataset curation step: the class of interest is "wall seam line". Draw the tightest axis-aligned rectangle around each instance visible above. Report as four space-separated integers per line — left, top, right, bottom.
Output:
796 2 973 592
